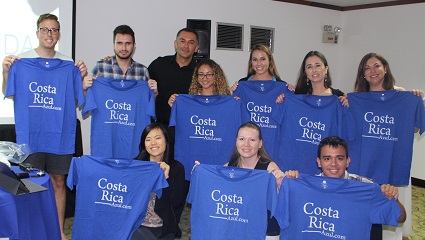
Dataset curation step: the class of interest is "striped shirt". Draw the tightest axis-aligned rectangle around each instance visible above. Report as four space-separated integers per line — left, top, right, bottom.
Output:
317 171 374 183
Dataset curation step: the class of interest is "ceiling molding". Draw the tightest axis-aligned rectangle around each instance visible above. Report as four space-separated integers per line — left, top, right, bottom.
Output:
343 0 425 11
273 0 342 10
273 0 425 11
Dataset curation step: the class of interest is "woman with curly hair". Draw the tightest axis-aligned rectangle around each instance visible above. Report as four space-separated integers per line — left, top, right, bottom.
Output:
167 59 230 106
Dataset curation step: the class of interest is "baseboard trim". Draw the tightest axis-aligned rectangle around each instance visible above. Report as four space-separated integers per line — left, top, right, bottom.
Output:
411 177 425 188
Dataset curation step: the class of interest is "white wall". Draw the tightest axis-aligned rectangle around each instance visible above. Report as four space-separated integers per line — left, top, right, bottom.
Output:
75 0 425 180
75 0 342 85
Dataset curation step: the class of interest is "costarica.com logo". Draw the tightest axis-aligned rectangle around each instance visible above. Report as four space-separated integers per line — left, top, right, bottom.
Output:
362 112 398 141
302 202 346 239
189 115 223 141
95 178 133 210
209 190 249 223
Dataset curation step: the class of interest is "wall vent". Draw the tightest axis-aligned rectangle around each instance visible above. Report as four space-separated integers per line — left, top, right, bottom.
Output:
216 22 243 50
250 26 274 51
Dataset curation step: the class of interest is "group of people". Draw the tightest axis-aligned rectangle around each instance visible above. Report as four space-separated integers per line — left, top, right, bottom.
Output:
207 126 407 239
1 13 203 240
2 12 423 240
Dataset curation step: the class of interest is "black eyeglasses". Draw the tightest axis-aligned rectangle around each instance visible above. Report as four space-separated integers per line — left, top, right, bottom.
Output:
38 27 60 35
197 73 214 79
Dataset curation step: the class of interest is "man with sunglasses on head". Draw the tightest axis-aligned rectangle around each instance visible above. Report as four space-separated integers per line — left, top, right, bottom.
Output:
2 13 87 240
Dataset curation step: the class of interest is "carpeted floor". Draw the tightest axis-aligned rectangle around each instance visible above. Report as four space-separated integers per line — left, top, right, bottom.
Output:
408 186 425 240
65 186 425 239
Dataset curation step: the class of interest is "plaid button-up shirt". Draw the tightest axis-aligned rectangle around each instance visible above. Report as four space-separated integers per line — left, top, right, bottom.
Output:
92 56 149 80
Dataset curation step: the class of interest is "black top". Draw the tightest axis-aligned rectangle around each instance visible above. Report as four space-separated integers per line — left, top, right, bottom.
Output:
228 157 271 170
154 159 185 237
331 87 345 97
148 54 196 123
294 87 345 96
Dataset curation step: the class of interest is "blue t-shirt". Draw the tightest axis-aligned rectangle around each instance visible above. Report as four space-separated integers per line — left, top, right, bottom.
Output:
169 94 244 179
233 81 291 160
83 78 155 159
272 94 354 174
347 90 425 185
188 164 277 240
5 58 84 154
67 156 168 240
275 174 401 240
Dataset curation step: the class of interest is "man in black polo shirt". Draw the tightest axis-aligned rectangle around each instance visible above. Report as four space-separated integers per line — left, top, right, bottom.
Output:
148 28 199 126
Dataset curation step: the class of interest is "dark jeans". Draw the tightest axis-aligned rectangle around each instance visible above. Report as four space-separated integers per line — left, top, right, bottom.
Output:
370 224 383 240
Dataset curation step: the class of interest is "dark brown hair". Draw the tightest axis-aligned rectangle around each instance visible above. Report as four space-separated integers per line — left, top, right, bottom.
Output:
354 52 395 92
295 51 332 94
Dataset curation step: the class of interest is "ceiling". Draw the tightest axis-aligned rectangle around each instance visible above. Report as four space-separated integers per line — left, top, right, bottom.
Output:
307 0 397 7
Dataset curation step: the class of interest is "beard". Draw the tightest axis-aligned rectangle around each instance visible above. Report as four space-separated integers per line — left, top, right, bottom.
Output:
115 50 132 60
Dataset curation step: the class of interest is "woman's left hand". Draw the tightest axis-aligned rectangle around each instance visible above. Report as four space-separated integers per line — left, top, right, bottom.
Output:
276 93 285 104
412 89 424 97
230 81 238 95
269 169 286 188
158 162 170 179
286 83 295 92
338 94 349 107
